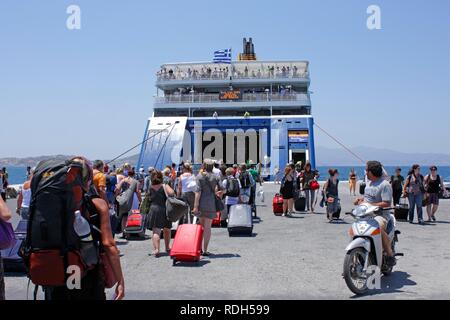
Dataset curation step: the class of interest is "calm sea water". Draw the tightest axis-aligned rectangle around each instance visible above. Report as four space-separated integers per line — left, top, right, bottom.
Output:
4 165 450 185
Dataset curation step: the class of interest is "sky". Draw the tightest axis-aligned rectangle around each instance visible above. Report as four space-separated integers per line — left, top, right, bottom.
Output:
1 0 449 159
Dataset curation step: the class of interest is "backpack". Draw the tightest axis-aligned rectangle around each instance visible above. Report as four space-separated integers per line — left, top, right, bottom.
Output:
239 171 252 189
20 159 97 287
226 176 240 197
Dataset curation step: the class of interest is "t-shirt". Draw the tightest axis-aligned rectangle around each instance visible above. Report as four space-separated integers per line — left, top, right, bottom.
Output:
249 169 259 183
390 175 404 191
364 178 393 204
93 171 106 191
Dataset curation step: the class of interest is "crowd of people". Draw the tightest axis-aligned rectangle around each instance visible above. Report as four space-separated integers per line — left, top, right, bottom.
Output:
0 158 448 301
0 158 265 300
156 64 307 81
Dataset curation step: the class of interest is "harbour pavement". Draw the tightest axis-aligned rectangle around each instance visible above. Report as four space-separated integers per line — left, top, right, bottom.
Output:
4 182 450 300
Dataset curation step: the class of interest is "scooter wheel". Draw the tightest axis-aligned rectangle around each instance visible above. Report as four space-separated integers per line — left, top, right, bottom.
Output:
343 247 375 295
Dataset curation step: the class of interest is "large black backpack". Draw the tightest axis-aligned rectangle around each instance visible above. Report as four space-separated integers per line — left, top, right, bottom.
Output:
21 159 93 287
226 176 240 197
239 172 252 189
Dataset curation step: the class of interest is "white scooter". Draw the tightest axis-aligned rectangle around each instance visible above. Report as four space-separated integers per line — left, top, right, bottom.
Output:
343 203 403 295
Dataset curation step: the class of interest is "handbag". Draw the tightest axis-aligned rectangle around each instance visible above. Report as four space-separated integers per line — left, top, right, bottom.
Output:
100 252 118 289
422 194 429 207
163 185 189 222
309 180 320 190
0 218 16 250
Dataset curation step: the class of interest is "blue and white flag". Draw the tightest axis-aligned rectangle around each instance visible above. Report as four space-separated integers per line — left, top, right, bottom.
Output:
213 48 232 64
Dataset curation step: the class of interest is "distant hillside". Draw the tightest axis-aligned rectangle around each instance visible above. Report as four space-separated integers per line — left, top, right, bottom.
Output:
2 147 450 168
316 146 450 166
0 154 140 167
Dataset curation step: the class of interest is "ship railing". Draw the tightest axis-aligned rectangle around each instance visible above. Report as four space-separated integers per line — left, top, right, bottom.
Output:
156 71 309 82
154 93 310 104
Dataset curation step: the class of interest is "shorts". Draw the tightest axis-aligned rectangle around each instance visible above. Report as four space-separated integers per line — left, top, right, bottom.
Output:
374 215 388 230
427 193 439 206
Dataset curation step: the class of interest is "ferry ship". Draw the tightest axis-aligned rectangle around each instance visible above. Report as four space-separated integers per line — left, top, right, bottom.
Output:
137 38 316 179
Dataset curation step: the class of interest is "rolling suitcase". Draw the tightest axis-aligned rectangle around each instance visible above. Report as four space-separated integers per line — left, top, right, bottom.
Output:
123 209 146 239
0 219 28 272
295 193 306 212
359 182 366 195
228 204 253 236
273 194 284 216
394 198 409 220
170 215 203 266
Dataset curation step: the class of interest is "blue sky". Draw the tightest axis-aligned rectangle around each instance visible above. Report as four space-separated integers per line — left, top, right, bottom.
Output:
1 0 449 159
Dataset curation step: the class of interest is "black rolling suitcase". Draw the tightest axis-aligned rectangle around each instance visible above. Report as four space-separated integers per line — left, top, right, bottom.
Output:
359 182 366 195
295 192 306 212
394 197 409 220
0 219 28 272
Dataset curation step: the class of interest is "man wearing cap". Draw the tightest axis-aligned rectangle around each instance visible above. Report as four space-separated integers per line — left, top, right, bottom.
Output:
390 167 405 206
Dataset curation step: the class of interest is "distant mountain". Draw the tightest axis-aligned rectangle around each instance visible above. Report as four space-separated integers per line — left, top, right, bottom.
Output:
0 154 140 167
2 147 450 168
316 146 450 166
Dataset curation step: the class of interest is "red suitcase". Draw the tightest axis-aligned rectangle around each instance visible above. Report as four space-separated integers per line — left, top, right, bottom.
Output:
273 193 284 216
123 209 146 239
212 212 221 227
126 210 144 228
170 217 203 266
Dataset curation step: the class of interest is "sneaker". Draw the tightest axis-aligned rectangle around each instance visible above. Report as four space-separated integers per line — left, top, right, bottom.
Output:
408 220 414 224
432 215 437 222
419 219 425 225
386 256 397 267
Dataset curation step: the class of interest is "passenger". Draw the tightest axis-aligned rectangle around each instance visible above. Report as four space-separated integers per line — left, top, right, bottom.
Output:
323 169 340 221
93 160 108 202
115 169 141 234
177 163 197 223
280 166 295 216
143 167 155 194
0 196 12 300
232 164 239 177
137 167 146 192
300 161 317 213
349 168 357 196
170 163 177 181
403 164 425 224
163 167 173 188
390 167 404 206
16 169 33 220
192 159 223 256
222 167 241 225
0 169 7 201
212 161 222 179
236 163 254 204
424 166 447 222
145 170 174 257
354 161 396 267
48 158 125 300
274 166 281 184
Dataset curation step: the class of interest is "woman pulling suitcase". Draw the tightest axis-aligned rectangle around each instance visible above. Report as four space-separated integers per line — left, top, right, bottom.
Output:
145 170 175 257
192 159 223 256
322 169 340 222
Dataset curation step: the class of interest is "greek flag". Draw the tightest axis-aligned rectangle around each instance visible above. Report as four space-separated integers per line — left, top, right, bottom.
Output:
213 48 232 64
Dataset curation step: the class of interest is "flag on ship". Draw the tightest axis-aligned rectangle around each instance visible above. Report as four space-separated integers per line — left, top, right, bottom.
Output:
213 48 232 64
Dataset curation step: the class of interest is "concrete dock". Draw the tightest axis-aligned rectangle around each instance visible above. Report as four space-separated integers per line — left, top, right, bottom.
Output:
3 182 450 300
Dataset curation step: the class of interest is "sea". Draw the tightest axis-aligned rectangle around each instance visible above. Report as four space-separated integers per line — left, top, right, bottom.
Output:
4 165 450 185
